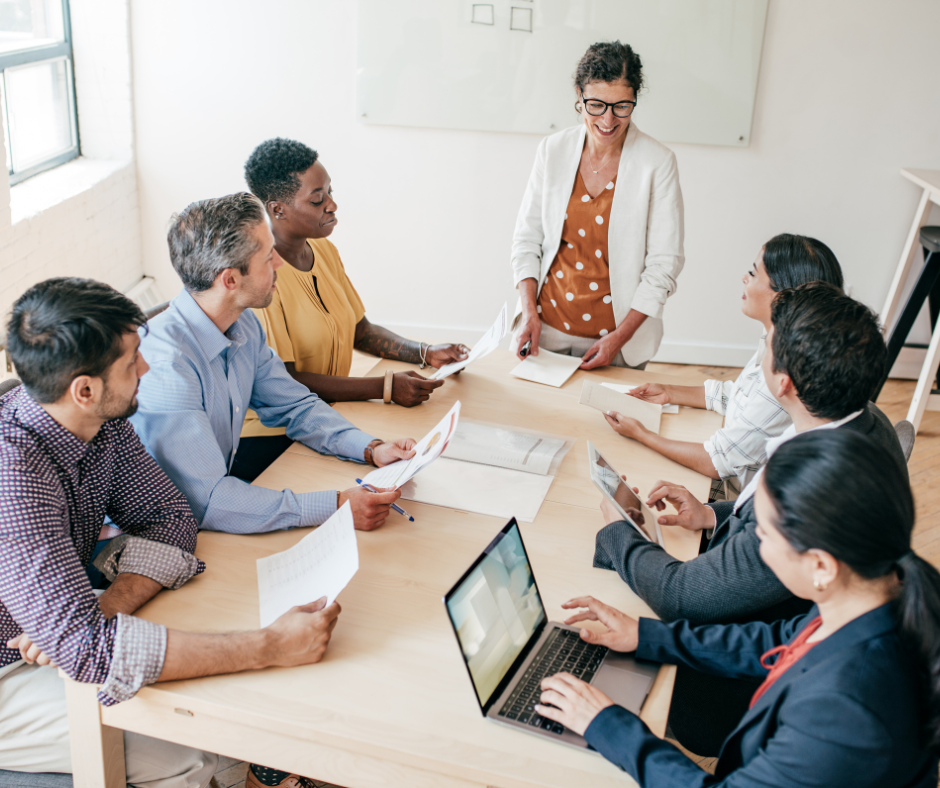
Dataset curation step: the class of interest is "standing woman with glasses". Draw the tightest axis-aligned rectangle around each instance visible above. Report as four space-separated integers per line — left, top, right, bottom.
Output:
511 41 683 369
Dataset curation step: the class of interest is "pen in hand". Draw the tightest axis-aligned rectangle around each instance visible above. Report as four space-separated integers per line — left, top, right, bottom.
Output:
520 340 532 358
355 479 415 522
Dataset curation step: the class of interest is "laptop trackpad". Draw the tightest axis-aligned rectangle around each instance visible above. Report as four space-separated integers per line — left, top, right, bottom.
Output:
592 653 658 714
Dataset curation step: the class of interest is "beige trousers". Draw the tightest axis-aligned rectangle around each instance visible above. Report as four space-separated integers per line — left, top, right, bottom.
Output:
517 321 648 370
0 660 218 787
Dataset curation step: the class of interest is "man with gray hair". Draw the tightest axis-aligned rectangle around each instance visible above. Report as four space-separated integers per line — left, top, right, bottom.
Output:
131 192 415 534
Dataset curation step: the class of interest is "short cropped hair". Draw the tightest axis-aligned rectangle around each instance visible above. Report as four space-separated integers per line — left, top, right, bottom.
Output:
167 192 267 292
771 282 886 420
244 138 319 205
763 234 843 292
574 41 644 95
6 278 147 403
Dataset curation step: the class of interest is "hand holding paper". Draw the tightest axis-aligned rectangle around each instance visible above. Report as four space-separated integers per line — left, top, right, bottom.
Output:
580 379 662 434
432 303 508 380
257 502 359 627
601 382 679 414
510 349 582 388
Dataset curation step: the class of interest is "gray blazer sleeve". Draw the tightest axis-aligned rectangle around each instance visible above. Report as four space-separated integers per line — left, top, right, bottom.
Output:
593 506 792 625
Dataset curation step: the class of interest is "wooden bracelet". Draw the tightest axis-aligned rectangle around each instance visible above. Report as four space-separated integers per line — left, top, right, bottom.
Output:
383 369 394 404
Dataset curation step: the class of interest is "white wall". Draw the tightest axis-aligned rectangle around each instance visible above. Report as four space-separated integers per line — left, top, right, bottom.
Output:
130 0 940 366
0 0 142 350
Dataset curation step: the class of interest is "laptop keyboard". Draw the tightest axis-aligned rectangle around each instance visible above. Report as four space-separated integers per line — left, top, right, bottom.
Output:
497 628 608 735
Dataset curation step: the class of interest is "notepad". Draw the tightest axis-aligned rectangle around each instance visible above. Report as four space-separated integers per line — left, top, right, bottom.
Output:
509 349 582 387
432 303 508 380
256 502 358 627
579 379 662 434
601 382 680 414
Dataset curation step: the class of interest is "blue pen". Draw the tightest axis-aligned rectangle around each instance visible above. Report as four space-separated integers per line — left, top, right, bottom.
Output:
355 479 415 522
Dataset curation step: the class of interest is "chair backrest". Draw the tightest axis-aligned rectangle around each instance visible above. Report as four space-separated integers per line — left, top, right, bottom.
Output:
144 301 169 321
0 378 21 398
894 419 915 463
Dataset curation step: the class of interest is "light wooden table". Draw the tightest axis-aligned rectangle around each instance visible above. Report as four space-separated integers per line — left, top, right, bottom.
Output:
64 351 721 788
881 168 940 432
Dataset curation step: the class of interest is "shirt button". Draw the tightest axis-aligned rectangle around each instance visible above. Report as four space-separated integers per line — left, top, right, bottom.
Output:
235 407 240 413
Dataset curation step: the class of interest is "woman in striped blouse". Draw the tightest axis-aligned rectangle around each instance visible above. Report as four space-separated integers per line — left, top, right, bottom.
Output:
604 234 842 500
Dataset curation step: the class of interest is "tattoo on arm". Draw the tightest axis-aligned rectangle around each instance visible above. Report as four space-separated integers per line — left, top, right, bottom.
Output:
354 317 421 363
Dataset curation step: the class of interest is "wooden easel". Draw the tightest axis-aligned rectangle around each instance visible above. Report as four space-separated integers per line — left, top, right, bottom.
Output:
880 168 940 433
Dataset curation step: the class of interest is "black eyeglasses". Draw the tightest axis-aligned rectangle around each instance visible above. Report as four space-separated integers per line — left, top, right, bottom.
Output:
581 97 636 118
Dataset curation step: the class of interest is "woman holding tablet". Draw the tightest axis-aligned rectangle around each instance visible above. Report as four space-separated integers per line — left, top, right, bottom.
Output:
533 430 940 786
606 234 842 499
511 41 684 371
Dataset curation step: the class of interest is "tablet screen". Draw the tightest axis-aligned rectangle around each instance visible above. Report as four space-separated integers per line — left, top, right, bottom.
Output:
589 449 656 541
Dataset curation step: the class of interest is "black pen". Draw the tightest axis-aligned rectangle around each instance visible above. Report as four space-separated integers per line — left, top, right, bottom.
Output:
520 340 532 358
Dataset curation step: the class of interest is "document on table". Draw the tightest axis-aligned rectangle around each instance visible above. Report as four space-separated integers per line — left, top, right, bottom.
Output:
580 380 662 434
432 303 508 380
509 349 582 388
360 400 461 489
400 458 554 523
444 421 568 476
601 382 680 414
256 502 358 627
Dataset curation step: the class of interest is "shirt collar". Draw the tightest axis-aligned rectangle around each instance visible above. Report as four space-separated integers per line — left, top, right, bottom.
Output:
173 290 245 361
7 387 97 465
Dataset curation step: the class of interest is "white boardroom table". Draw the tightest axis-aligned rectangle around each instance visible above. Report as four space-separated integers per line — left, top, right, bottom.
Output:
63 351 722 788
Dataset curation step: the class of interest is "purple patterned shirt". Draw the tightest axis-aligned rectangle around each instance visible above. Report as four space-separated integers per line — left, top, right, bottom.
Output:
0 386 205 705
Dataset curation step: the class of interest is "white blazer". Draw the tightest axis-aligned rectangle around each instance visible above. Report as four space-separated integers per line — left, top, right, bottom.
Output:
510 122 684 366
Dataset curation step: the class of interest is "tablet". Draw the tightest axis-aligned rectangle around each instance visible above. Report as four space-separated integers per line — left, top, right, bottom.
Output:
586 441 664 546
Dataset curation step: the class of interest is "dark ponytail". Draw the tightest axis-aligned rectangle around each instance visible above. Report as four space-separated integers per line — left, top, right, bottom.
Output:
762 429 940 753
763 233 844 292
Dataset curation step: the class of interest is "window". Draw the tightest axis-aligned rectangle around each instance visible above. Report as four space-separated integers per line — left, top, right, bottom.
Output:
0 0 77 185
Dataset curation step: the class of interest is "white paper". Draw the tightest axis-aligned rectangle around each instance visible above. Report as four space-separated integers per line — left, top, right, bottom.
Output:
443 422 566 476
580 380 662 434
509 349 582 388
256 502 358 627
400 457 554 522
601 382 680 414
432 303 508 380
360 400 461 489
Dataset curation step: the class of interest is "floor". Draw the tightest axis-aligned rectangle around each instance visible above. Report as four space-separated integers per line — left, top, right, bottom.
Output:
213 358 940 785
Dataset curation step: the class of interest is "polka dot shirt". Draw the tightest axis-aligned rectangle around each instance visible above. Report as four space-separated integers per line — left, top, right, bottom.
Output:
0 386 205 705
538 171 617 338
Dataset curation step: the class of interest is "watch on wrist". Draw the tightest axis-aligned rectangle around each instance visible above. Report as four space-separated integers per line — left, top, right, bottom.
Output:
364 439 384 466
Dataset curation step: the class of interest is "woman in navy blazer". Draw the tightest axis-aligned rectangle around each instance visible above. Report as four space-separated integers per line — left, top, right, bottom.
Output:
535 430 940 787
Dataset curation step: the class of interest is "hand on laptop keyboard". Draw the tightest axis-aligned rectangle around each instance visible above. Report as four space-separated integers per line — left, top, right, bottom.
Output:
535 672 616 737
561 596 639 653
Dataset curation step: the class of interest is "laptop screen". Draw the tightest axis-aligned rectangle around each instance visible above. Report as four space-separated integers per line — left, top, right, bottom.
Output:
444 520 547 709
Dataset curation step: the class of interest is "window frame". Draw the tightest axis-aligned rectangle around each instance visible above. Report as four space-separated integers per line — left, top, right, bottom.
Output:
0 0 79 186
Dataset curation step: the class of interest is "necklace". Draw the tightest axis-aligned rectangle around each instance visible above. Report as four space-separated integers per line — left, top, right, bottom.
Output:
587 146 610 175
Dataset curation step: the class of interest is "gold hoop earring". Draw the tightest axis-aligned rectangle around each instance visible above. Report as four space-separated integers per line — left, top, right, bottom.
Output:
813 578 827 592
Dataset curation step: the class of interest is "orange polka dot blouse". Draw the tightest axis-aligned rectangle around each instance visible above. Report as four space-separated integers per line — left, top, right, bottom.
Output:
537 172 617 338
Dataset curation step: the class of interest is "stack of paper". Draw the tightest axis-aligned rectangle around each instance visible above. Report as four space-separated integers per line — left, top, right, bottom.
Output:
256 502 358 627
432 304 508 380
579 380 662 434
601 382 680 414
509 349 582 388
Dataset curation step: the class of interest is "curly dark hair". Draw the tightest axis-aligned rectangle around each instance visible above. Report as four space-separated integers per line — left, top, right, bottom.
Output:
770 282 886 420
244 137 319 205
573 41 644 96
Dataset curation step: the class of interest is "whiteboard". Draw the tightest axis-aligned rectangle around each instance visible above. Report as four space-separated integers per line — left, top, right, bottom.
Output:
356 0 768 147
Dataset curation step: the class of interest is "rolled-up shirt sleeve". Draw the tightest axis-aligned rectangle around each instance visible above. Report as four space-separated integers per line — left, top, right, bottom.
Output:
629 151 684 320
703 378 734 416
93 535 202 590
0 473 167 705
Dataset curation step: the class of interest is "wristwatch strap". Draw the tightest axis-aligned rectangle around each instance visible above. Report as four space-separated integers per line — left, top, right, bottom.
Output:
364 439 384 466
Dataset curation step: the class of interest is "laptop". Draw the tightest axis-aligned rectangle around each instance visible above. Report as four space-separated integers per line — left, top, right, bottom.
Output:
443 518 659 749
586 441 665 547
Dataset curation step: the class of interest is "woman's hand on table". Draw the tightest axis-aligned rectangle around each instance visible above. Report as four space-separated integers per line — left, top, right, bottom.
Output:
579 333 623 370
372 438 417 467
425 344 469 369
515 312 542 359
628 382 672 405
646 480 717 531
561 596 640 653
264 597 341 667
393 371 444 407
536 673 615 736
604 411 650 442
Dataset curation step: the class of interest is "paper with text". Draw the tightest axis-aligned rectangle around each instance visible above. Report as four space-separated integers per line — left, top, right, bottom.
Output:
444 422 566 476
509 349 581 388
432 303 508 380
361 400 462 489
256 502 358 628
601 382 679 414
580 380 662 434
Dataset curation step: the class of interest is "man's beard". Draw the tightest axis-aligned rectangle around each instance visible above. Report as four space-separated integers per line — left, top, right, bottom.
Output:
96 385 139 421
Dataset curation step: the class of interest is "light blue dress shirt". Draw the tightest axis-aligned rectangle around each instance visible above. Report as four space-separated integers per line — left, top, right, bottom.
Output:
131 290 374 534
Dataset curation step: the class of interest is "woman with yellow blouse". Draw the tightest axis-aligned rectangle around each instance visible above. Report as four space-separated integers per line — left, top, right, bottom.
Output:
244 138 469 407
